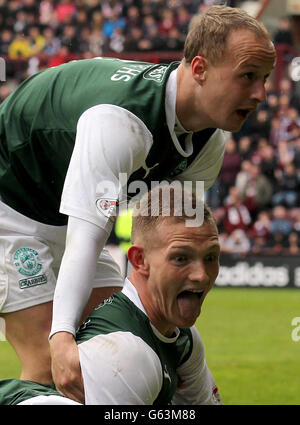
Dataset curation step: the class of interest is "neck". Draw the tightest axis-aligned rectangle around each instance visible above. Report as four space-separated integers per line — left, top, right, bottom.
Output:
176 62 212 132
129 273 176 338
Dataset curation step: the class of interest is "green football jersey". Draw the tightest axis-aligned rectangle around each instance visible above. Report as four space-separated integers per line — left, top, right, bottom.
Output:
0 379 61 405
76 291 193 405
0 58 216 225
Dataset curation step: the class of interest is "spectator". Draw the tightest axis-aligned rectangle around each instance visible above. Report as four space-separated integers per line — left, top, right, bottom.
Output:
77 26 91 55
124 26 144 51
5 0 21 29
237 136 254 161
277 139 294 168
88 29 105 56
218 138 241 203
42 26 60 56
222 186 252 234
145 24 165 50
125 5 141 30
90 10 104 32
248 108 271 141
284 231 300 255
251 234 270 254
251 137 268 165
60 24 79 53
27 25 46 56
272 162 300 208
22 0 39 20
269 117 281 148
270 205 293 238
47 44 75 67
39 0 56 27
277 93 290 120
235 159 252 194
279 78 300 111
0 28 13 56
8 33 32 59
54 0 76 24
142 14 158 38
74 9 89 31
101 0 123 20
259 144 277 187
222 228 251 255
108 27 125 53
14 10 28 34
86 0 101 21
165 27 185 51
273 17 294 46
177 6 191 35
158 8 177 36
238 162 273 215
265 92 279 116
102 12 126 39
281 107 300 141
251 210 271 239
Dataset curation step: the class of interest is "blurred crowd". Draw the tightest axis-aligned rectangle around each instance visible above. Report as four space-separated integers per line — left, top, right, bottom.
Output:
0 0 299 256
0 0 240 70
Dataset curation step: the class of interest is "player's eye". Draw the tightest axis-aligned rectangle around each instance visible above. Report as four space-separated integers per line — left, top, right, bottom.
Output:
205 253 219 263
173 255 188 264
175 255 187 262
244 72 255 81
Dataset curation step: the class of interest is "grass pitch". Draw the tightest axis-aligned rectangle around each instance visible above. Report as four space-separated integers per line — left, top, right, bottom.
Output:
197 287 300 405
0 287 299 404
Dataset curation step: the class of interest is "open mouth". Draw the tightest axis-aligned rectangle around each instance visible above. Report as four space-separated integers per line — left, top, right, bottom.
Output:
236 109 251 119
177 290 204 300
176 290 204 323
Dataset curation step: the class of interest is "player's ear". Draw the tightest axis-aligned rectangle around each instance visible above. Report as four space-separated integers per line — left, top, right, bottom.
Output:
191 56 208 84
127 245 149 277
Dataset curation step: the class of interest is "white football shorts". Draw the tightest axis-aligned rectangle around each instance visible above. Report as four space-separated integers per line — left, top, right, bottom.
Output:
0 200 123 313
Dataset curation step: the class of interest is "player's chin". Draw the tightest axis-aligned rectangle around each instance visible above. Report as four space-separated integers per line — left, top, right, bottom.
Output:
223 120 244 133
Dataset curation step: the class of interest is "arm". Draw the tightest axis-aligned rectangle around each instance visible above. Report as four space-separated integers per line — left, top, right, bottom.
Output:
172 326 221 405
49 216 110 403
49 105 153 401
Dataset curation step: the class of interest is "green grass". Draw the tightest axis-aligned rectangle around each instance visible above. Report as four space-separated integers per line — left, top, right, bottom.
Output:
0 341 21 379
196 287 300 405
0 288 299 404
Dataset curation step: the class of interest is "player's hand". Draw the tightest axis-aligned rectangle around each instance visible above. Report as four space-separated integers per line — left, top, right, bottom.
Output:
49 332 85 404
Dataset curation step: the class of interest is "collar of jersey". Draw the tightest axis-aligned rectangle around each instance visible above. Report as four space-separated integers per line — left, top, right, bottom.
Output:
165 68 193 158
122 278 180 343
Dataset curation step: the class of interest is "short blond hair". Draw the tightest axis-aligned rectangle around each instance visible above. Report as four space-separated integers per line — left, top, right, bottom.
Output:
184 5 273 65
131 185 217 247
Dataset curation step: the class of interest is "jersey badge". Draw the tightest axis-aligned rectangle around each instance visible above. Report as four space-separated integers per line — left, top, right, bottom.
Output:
13 248 48 289
13 248 42 277
143 65 168 83
96 199 118 219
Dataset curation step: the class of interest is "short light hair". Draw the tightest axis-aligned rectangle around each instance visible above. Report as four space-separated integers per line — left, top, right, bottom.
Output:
131 185 217 247
184 5 273 65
